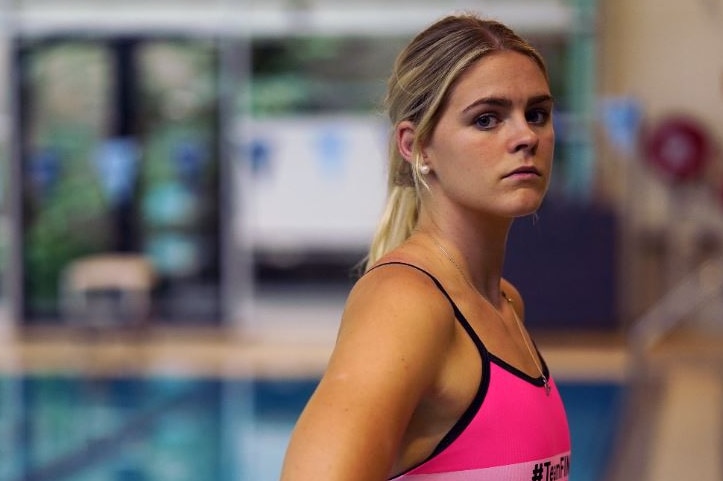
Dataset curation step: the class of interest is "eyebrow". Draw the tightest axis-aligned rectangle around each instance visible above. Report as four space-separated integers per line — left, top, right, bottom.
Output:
462 94 554 113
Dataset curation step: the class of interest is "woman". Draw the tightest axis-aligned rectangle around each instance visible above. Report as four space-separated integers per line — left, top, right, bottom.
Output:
280 13 571 481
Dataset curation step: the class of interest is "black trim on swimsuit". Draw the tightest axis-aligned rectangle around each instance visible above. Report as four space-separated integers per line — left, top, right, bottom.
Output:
369 262 491 472
489 353 549 388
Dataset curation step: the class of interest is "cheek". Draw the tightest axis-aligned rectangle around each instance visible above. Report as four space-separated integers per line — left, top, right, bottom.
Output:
546 127 556 147
427 135 473 171
540 132 555 160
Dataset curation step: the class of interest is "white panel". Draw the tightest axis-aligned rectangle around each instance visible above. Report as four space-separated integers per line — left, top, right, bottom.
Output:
239 115 388 253
6 1 574 37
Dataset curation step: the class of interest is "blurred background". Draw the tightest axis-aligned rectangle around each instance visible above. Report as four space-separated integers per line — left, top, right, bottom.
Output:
0 0 721 480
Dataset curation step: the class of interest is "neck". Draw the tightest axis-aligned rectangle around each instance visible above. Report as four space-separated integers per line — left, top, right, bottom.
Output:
413 217 511 305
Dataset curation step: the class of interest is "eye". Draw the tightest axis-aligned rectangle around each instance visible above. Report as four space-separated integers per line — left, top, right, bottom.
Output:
526 108 551 125
474 113 500 130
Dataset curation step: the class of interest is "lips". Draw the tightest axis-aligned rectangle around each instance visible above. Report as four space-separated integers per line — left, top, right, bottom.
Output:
503 166 542 178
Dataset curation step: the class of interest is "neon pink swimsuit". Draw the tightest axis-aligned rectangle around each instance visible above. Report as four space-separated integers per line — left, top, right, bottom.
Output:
384 263 571 481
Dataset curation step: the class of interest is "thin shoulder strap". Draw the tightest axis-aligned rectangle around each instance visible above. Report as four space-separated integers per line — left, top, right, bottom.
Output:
368 261 484 350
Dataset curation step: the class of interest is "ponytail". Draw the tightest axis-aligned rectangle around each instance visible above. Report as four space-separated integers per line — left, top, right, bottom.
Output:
365 183 419 271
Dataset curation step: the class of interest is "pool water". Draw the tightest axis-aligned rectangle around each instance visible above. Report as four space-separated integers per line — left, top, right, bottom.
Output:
0 377 624 481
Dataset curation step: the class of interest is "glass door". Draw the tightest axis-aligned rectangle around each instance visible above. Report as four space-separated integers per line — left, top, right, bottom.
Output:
17 37 221 324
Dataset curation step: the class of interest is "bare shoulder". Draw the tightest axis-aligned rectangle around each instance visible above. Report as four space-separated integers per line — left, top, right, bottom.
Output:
328 261 459 390
341 262 456 344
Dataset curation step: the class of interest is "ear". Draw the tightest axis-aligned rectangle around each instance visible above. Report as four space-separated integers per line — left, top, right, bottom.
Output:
395 120 417 163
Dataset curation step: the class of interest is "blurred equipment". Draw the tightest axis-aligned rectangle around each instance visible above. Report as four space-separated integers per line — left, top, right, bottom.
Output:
60 254 156 328
630 257 723 350
644 115 713 183
607 256 723 481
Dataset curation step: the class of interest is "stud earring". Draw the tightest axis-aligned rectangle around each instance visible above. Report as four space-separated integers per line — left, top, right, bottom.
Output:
419 164 431 175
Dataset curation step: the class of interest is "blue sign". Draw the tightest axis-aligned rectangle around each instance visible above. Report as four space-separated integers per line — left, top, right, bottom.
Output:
92 138 140 206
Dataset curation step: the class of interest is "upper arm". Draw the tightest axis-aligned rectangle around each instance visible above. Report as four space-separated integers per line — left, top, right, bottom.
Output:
280 265 455 481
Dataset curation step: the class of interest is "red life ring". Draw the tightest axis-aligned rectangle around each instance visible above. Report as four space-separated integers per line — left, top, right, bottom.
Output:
644 116 711 183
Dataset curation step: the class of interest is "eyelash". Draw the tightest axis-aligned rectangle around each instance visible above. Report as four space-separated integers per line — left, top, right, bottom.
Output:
527 108 551 124
473 108 551 129
474 114 499 129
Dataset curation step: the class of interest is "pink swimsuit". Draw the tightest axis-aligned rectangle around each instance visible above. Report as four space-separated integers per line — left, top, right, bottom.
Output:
384 263 571 481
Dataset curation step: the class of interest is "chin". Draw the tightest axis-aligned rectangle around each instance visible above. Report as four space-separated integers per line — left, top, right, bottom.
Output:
506 193 546 218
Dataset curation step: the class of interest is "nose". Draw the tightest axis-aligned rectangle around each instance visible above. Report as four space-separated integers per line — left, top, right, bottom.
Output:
508 116 539 154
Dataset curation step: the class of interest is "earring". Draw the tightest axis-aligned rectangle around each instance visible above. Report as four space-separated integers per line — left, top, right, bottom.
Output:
419 164 431 175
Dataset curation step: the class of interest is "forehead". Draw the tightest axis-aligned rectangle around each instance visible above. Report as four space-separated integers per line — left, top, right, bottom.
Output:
447 51 550 106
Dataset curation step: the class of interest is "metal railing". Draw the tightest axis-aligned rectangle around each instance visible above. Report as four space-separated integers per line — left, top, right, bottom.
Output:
629 256 723 352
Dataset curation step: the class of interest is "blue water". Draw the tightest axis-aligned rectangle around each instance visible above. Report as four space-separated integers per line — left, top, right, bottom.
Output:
0 376 624 481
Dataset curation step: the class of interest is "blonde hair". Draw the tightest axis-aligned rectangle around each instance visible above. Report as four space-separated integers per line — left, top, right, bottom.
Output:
365 14 548 271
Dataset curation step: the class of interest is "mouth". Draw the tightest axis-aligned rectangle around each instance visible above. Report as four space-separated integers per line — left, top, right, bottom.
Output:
503 166 542 178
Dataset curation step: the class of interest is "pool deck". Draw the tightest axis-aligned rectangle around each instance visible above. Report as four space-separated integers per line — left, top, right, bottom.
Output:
0 285 634 380
0 326 631 381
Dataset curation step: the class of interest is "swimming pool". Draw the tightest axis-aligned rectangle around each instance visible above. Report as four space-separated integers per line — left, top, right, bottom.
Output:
0 376 624 481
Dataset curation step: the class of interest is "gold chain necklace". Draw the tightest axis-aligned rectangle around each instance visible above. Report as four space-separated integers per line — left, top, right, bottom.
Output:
430 237 550 396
